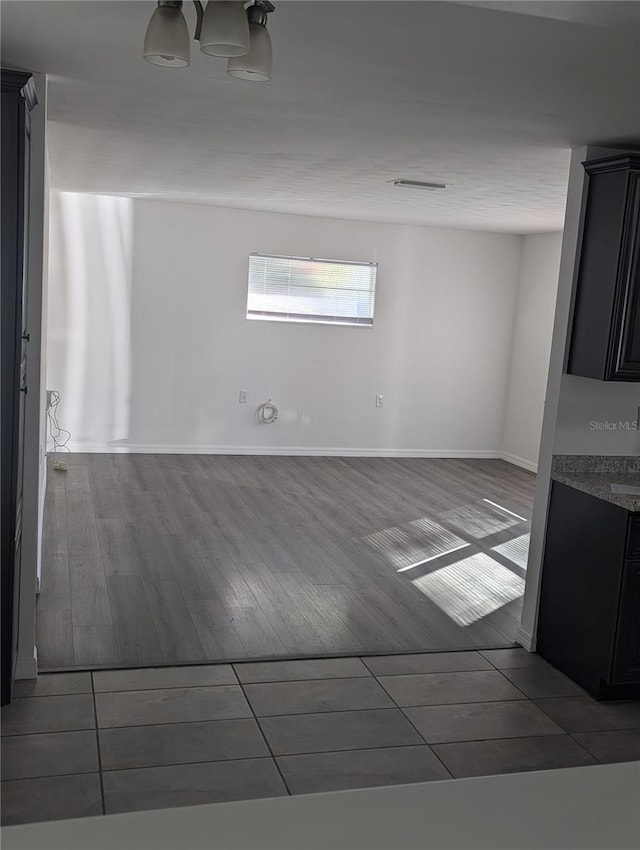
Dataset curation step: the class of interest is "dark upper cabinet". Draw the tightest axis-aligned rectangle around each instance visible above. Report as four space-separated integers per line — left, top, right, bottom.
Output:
568 152 640 381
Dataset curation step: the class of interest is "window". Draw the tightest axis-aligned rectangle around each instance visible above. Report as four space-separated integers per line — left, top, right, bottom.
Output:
246 253 377 327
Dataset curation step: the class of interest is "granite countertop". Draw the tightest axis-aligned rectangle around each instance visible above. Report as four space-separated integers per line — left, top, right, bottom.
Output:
552 455 640 512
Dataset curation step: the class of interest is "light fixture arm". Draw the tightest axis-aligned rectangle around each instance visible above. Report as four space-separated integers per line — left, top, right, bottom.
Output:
254 1 275 11
192 0 204 41
246 2 273 27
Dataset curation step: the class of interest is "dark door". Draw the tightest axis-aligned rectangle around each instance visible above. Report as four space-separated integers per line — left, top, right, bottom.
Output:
1 69 36 706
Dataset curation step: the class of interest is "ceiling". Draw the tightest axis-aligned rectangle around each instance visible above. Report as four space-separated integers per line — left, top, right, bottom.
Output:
457 1 640 29
2 1 639 233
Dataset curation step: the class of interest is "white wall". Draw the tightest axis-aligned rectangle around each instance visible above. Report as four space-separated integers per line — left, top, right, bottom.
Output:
47 191 133 449
47 195 526 456
554 374 640 455
501 233 562 470
516 148 589 651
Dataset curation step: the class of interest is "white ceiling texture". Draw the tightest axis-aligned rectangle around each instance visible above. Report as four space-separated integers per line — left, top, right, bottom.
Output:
1 1 639 232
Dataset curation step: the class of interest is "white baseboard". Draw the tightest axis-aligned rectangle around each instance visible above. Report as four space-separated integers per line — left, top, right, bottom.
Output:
499 452 538 473
515 626 536 652
66 443 509 459
15 647 38 680
61 444 537 472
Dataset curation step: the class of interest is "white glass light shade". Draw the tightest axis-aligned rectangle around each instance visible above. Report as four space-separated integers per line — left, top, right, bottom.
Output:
143 5 190 67
227 22 272 81
199 1 250 57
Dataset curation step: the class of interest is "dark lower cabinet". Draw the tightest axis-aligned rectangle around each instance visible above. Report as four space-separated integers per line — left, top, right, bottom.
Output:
537 482 640 700
612 559 640 685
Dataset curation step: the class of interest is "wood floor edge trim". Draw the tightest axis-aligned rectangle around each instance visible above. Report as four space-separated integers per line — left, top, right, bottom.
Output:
35 644 522 676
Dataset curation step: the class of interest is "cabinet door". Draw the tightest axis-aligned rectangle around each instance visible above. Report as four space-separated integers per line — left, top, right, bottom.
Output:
609 169 640 380
612 560 640 684
0 70 34 707
568 153 640 382
537 482 628 696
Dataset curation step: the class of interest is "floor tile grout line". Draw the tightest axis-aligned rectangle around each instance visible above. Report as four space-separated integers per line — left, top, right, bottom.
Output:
358 666 495 678
92 683 244 697
566 731 623 763
8 702 637 739
565 730 612 761
92 713 254 731
396 717 454 778
431 732 584 750
0 751 280 780
0 770 101 785
76 741 485 775
6 691 94 703
490 669 532 700
529 698 578 732
5 726 614 782
7 700 544 737
233 697 532 720
1 727 97 739
370 669 532 714
369 671 457 778
234 677 292 797
393 700 566 736
234 670 375 685
2 738 620 795
90 672 107 816
526 697 603 733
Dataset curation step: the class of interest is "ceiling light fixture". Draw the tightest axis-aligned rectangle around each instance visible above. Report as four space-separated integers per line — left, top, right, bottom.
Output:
200 1 249 57
143 1 191 67
392 179 447 190
143 0 275 79
227 2 273 81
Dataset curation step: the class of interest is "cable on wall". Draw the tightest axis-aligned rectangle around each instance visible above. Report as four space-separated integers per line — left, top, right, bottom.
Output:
256 399 279 424
46 390 71 471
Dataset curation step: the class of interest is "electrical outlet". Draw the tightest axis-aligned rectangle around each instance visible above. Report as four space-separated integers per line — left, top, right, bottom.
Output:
239 390 248 404
376 394 384 407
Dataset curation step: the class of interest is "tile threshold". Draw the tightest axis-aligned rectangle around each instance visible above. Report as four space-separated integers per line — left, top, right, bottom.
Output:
8 650 626 829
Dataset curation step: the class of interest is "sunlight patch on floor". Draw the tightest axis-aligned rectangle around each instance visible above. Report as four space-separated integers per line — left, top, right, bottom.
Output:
482 498 528 523
436 504 519 537
364 517 466 569
396 543 471 573
411 552 525 626
491 533 531 570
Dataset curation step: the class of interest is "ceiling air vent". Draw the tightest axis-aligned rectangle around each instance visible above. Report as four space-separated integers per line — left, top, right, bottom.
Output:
392 179 447 190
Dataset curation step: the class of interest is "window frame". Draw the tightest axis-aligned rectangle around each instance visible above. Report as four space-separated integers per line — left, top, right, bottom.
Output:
245 252 378 328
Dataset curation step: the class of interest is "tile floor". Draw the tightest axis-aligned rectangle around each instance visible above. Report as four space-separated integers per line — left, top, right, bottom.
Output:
2 649 640 826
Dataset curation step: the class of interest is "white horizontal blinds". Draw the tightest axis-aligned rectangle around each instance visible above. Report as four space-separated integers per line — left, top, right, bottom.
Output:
247 253 377 326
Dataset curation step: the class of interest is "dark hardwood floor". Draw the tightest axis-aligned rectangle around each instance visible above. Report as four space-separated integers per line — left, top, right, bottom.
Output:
37 455 535 670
